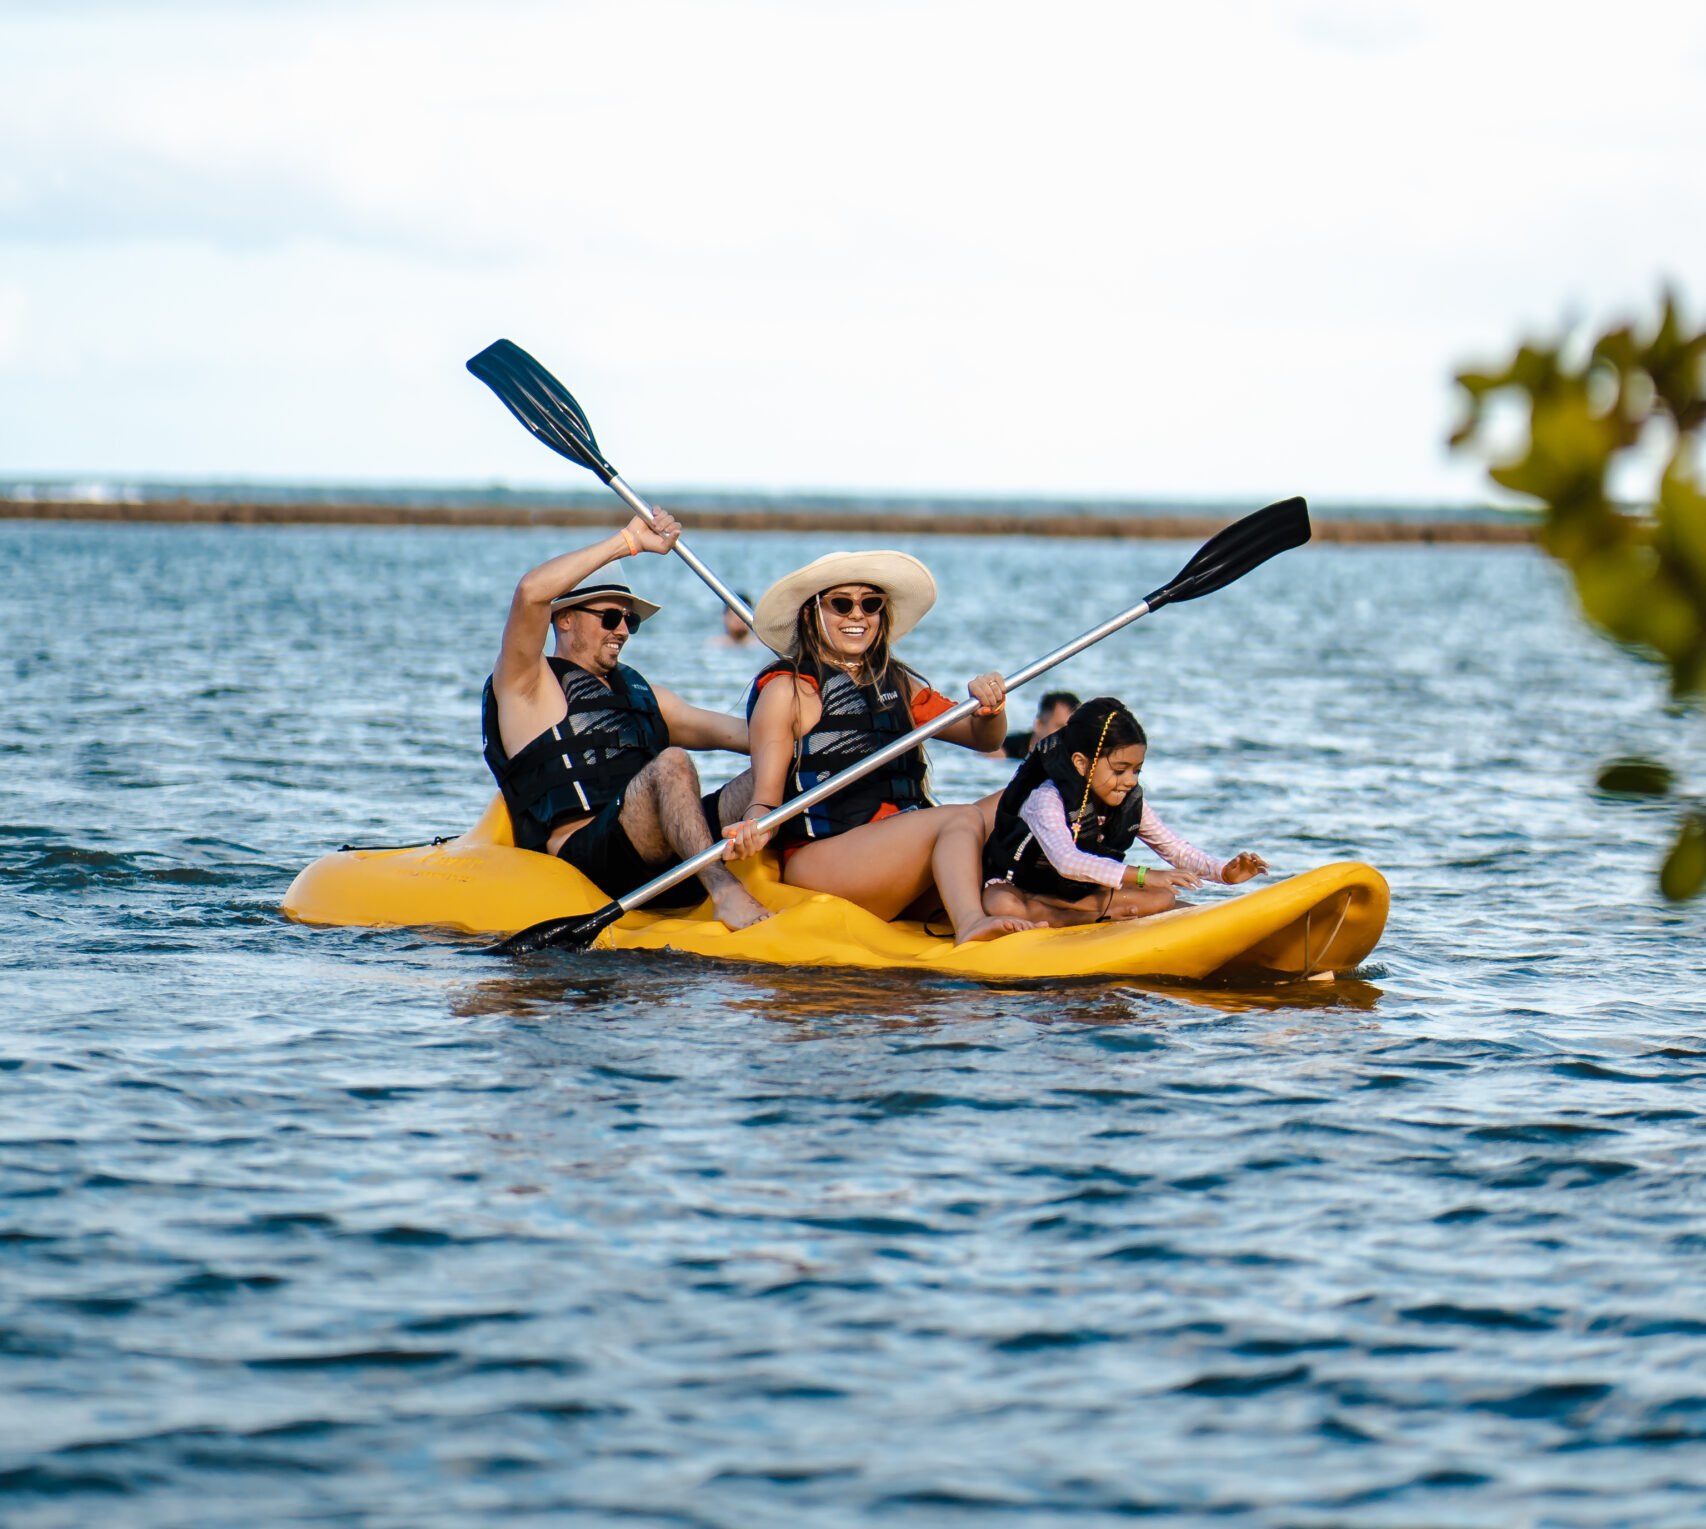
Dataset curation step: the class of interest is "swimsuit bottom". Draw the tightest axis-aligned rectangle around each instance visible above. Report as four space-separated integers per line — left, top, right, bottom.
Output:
779 801 915 871
558 784 727 907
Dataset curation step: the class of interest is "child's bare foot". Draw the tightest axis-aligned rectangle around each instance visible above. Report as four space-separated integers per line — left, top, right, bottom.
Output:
953 913 1040 945
711 884 774 931
981 885 1031 922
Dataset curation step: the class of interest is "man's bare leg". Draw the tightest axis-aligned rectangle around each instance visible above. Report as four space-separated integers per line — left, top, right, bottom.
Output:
620 750 772 930
714 768 756 829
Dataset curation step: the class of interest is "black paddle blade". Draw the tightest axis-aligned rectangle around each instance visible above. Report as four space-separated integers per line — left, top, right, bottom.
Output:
483 898 625 956
466 339 616 483
1145 496 1310 610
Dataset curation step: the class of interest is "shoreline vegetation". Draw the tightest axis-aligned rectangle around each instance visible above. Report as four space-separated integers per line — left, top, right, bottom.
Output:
2 498 1536 543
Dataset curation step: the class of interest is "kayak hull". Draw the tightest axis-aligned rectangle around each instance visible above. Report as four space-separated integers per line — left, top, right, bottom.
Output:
283 796 1389 981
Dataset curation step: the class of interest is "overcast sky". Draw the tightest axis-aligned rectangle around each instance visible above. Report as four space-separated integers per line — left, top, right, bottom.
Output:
2 0 1702 503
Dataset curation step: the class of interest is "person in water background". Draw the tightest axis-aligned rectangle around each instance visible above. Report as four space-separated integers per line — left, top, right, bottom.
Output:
481 509 772 931
711 595 758 647
985 690 1080 760
733 551 1038 944
982 697 1268 926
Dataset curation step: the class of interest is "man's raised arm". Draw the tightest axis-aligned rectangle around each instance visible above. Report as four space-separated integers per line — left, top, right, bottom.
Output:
493 512 681 696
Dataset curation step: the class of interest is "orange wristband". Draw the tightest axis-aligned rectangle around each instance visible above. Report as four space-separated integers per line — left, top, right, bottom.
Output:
620 526 639 557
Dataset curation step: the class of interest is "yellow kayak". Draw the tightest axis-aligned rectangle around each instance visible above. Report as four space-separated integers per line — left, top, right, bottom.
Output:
283 794 1388 981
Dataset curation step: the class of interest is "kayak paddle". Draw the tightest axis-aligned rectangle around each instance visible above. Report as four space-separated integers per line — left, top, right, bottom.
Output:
489 496 1311 955
467 339 761 635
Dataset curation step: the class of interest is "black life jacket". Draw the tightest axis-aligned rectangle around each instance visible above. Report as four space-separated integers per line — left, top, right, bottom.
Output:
746 657 931 843
481 658 669 852
981 731 1144 900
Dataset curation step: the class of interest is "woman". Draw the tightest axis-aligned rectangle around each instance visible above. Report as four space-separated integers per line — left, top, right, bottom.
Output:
734 551 1037 944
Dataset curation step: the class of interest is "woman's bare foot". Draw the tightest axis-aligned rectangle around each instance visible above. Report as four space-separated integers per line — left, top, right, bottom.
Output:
711 883 774 931
953 913 1039 945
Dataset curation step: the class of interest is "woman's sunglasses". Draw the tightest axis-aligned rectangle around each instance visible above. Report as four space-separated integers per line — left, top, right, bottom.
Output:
819 593 886 617
585 606 642 632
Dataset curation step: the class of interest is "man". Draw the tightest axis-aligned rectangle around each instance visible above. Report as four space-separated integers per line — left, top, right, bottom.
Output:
985 691 1080 761
710 594 758 647
481 509 771 930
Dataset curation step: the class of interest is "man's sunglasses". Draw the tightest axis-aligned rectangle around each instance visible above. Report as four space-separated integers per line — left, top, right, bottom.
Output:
584 606 642 632
819 593 886 617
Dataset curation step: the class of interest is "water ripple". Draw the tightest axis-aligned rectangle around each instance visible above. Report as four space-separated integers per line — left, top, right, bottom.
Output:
4 523 1706 1525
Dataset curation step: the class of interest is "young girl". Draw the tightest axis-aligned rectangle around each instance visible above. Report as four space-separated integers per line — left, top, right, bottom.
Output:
981 697 1269 926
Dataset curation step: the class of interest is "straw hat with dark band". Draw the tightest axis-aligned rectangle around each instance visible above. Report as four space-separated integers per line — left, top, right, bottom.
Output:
752 551 937 654
549 577 661 622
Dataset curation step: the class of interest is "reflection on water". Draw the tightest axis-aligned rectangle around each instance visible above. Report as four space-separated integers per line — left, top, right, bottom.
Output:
4 521 1705 1527
454 953 1390 1028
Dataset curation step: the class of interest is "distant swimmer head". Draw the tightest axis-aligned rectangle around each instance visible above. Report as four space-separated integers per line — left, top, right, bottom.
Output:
1062 698 1147 809
549 577 661 672
721 595 756 643
1033 690 1080 745
752 551 937 659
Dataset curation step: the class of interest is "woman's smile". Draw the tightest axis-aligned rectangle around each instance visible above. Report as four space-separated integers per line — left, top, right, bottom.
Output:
819 585 881 655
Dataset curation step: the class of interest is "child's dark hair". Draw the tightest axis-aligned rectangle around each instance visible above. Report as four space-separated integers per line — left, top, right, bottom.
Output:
1061 697 1145 764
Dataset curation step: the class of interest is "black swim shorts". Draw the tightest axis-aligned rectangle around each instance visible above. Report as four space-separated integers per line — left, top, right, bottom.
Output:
556 784 728 908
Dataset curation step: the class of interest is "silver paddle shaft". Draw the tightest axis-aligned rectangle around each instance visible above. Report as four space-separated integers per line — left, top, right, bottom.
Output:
610 594 1158 915
608 474 760 634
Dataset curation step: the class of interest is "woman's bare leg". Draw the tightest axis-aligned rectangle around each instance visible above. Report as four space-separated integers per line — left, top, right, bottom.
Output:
783 806 1037 944
931 805 1036 943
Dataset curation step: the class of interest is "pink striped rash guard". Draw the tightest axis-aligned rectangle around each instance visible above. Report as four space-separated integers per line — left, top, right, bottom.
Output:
1013 781 1229 890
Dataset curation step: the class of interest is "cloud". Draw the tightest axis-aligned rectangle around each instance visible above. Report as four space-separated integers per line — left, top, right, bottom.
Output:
1 0 1704 498
0 144 493 257
1288 0 1427 55
0 283 22 365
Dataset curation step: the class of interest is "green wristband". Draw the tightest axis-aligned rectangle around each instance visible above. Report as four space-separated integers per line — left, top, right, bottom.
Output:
1135 865 1146 889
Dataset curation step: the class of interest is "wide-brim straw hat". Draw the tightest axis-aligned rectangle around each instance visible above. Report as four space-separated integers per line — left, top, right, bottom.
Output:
548 576 661 623
752 551 937 654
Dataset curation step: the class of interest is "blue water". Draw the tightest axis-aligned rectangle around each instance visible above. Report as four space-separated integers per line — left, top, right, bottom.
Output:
3 521 1704 1528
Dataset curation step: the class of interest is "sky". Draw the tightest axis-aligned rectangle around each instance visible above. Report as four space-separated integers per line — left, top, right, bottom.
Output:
2 0 1703 504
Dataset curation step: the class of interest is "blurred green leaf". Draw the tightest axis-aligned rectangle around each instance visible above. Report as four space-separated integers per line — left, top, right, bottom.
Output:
1452 289 1706 899
1660 813 1706 901
1595 759 1674 797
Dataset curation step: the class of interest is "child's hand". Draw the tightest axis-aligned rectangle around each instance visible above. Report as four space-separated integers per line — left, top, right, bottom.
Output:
1220 852 1269 884
1146 866 1201 891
